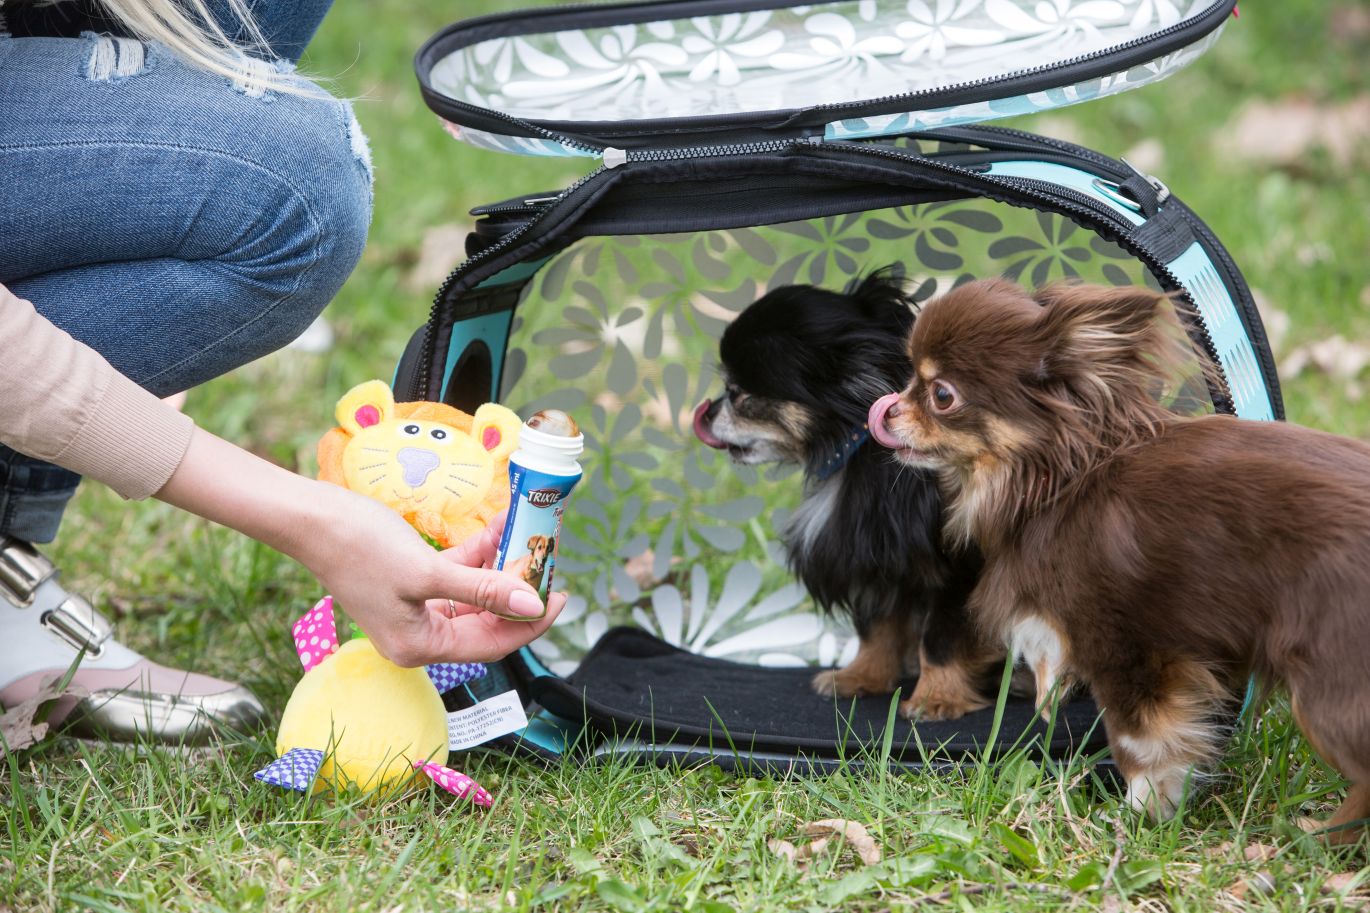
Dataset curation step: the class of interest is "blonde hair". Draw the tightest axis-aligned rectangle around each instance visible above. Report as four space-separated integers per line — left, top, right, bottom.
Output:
95 0 322 95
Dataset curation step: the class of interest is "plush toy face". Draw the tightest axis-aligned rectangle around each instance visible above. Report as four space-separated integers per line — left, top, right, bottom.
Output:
333 381 521 533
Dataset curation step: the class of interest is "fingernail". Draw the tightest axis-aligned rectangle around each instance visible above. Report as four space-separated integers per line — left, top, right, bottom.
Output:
507 590 544 617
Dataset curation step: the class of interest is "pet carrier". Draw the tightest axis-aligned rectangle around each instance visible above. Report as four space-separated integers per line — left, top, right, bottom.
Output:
405 0 1281 773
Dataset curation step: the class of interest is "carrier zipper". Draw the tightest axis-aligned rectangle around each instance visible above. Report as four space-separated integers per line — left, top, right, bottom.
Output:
417 134 832 395
606 136 818 167
420 138 1236 413
416 163 611 399
421 0 1234 149
829 141 1234 413
806 0 1234 124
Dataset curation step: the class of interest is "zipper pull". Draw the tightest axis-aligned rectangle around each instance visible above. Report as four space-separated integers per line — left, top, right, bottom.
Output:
603 147 627 169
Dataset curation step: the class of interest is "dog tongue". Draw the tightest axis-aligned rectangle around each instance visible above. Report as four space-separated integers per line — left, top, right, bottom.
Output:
867 393 907 450
692 400 728 449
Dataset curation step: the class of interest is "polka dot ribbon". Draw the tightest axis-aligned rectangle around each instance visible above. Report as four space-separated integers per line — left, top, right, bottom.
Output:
293 596 340 672
414 761 493 807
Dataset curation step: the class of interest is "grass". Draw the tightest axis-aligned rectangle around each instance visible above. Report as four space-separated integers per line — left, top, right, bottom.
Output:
4 0 1370 910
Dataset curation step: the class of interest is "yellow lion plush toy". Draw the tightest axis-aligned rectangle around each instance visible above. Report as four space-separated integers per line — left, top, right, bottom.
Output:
316 380 523 548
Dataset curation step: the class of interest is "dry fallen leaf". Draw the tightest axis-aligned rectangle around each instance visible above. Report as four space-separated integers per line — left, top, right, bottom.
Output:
1323 872 1361 893
1329 5 1370 44
1122 138 1165 176
1228 870 1279 902
405 223 469 292
1280 334 1370 383
803 819 882 866
1225 95 1370 170
623 550 660 589
1206 840 1235 860
0 680 87 757
1250 288 1290 356
1243 843 1279 863
768 838 798 863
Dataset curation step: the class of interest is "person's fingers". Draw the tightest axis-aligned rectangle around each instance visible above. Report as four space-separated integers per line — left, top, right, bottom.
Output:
429 591 568 663
423 596 482 618
485 508 509 538
429 561 547 619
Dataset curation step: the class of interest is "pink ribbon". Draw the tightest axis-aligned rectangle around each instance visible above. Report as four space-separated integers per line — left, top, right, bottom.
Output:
293 596 340 672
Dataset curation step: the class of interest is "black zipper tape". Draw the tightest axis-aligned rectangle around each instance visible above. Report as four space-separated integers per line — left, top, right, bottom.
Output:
419 139 1264 418
416 0 1234 149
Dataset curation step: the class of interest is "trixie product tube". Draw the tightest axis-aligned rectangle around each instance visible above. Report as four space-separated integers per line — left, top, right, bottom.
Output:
493 410 584 619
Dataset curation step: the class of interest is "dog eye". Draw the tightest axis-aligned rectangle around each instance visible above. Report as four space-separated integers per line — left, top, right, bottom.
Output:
930 381 960 412
400 424 421 437
725 384 747 404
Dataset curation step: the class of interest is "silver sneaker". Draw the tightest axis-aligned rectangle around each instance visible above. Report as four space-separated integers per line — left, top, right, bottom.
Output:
0 537 268 744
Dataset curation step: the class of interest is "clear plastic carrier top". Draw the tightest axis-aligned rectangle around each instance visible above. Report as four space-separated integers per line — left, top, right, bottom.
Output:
416 0 1237 157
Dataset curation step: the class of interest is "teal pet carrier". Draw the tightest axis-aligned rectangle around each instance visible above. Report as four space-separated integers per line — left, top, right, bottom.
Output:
404 0 1280 773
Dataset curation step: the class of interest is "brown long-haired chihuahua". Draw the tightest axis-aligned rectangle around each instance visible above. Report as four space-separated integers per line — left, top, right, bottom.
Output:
867 278 1369 843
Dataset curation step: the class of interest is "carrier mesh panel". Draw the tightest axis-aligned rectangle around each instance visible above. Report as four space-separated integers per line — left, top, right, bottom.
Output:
496 199 1212 674
425 0 1224 150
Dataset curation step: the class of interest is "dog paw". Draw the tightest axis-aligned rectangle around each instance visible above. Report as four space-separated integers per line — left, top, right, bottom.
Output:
898 694 983 722
811 669 893 699
899 665 992 721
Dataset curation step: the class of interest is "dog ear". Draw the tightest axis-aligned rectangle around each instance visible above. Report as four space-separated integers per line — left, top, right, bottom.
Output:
1031 284 1194 394
848 265 916 331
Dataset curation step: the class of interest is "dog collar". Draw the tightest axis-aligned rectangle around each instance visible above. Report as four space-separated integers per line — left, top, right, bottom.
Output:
815 423 870 482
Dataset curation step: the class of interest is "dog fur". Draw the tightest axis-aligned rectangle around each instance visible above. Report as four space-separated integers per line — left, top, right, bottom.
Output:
694 270 1001 720
507 534 551 590
869 278 1370 840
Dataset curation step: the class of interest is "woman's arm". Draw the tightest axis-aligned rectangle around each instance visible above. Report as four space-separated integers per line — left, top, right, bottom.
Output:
157 428 562 666
2 284 561 666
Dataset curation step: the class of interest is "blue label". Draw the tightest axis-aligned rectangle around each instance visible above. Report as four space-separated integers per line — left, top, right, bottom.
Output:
495 462 581 601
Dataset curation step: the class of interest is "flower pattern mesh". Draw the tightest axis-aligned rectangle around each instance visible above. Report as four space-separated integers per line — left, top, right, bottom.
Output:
497 197 1208 675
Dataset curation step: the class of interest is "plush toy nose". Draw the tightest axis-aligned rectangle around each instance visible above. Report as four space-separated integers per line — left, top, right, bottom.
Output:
867 393 907 450
396 447 441 487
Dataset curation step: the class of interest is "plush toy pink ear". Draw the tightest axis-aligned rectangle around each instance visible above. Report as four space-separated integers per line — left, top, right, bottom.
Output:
354 405 381 428
335 380 396 435
471 403 522 461
292 596 340 672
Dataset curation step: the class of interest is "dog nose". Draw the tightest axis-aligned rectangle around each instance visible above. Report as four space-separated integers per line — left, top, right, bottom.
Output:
396 447 441 487
868 393 907 450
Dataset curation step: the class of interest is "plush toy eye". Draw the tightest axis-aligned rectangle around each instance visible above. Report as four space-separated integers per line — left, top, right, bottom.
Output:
400 424 421 437
429 428 448 442
930 380 960 412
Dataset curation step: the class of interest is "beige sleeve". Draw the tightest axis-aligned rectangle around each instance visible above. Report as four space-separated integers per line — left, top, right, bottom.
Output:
0 284 194 500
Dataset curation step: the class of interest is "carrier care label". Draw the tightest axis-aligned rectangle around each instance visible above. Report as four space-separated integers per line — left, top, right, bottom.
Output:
447 690 529 750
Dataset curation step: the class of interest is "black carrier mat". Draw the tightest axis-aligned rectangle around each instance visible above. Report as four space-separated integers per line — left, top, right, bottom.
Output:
411 0 1279 773
534 627 1108 770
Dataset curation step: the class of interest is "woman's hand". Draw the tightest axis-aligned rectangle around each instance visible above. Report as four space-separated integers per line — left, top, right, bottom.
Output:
157 428 563 666
302 497 564 666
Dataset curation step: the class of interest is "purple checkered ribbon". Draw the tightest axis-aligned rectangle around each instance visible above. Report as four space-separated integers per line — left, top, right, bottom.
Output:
425 662 487 693
254 748 325 792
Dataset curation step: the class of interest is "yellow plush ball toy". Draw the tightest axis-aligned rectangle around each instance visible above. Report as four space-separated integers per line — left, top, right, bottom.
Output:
275 638 447 793
253 597 491 804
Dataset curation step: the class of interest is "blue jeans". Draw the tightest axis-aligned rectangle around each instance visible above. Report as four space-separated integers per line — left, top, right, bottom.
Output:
0 0 371 543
